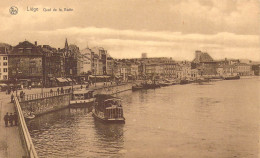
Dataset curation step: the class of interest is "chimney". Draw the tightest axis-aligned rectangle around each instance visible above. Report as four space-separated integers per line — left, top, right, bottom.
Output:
35 41 37 46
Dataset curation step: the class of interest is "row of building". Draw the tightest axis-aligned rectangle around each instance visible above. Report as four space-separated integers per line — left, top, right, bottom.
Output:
0 40 259 88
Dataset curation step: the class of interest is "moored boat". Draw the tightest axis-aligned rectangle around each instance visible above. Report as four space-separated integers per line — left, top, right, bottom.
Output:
180 79 189 85
70 90 95 107
223 75 240 80
159 81 172 87
142 80 160 89
24 113 35 121
132 84 144 91
92 94 125 124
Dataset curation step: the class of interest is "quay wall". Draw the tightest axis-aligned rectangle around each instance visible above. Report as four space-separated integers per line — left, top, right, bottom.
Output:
14 97 38 158
20 83 132 116
19 92 71 116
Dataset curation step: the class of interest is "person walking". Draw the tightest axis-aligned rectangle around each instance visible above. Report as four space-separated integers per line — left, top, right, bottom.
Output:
57 88 60 94
4 112 9 127
61 87 64 94
9 113 13 127
14 112 18 126
11 94 14 103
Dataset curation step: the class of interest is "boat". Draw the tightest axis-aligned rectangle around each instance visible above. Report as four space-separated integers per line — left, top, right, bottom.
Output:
132 84 144 91
24 112 35 120
180 79 189 85
159 80 172 87
142 80 160 89
70 89 95 107
223 75 240 80
92 94 125 124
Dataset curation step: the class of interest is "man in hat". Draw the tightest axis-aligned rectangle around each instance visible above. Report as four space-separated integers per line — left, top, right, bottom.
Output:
4 112 9 127
9 113 14 126
14 112 18 126
11 93 14 103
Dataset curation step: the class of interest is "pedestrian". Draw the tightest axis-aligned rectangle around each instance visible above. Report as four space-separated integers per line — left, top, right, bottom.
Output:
4 112 9 127
20 91 23 97
57 88 60 94
81 85 83 89
61 87 64 94
9 113 13 127
50 89 53 93
11 94 14 103
14 112 18 126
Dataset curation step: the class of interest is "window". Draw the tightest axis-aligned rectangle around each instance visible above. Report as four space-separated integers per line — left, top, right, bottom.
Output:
3 68 7 72
18 48 23 53
3 57 7 60
3 62 7 66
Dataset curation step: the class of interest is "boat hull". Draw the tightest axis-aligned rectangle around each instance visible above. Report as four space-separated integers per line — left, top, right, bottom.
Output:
223 76 240 80
180 80 189 85
92 112 125 124
132 86 143 91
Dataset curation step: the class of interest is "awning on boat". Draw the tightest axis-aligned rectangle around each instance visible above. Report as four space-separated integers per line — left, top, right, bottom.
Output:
66 78 72 82
73 90 94 94
56 78 67 83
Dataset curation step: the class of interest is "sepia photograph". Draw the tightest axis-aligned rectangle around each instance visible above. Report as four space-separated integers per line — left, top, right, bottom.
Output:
0 0 259 157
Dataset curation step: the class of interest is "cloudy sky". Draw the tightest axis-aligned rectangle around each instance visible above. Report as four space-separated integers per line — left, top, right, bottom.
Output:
0 0 259 60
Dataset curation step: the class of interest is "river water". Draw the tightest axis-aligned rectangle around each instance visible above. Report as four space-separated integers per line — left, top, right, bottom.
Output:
27 77 260 158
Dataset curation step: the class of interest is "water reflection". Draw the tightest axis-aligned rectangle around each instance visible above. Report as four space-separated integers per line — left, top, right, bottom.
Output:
93 121 125 156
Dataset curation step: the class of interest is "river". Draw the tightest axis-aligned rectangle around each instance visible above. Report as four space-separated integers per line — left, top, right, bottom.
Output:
27 77 260 158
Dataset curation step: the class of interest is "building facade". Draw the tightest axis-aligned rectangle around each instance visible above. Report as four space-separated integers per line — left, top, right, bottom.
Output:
0 47 9 81
8 41 44 88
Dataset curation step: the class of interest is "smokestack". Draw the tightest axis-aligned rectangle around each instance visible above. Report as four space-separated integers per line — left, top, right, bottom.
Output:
35 41 37 46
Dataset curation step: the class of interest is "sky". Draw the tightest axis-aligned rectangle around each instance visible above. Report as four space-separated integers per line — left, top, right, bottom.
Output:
0 0 259 61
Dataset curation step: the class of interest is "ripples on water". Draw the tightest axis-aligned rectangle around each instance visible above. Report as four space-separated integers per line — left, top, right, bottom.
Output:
27 77 260 158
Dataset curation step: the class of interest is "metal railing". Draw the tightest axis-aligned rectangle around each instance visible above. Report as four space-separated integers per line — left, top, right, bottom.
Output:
20 89 72 102
19 83 130 102
14 97 38 158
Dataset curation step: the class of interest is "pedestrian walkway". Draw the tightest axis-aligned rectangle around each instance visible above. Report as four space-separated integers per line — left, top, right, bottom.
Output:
0 96 25 158
15 82 119 96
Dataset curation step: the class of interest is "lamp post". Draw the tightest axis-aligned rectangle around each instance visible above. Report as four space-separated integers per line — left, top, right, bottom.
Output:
70 68 73 92
41 80 43 96
15 67 18 97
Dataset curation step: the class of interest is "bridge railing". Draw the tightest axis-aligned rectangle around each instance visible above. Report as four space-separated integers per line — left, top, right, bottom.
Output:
14 97 38 158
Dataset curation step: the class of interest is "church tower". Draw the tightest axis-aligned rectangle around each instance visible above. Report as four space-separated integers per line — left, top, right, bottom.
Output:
64 38 69 56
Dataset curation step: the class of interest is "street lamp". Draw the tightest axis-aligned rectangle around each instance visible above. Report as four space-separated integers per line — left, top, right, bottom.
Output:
15 67 19 97
70 68 73 91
